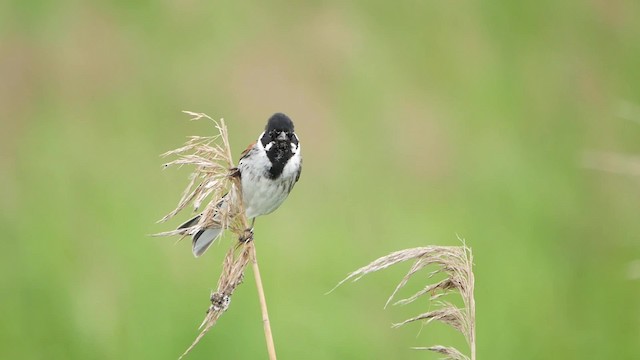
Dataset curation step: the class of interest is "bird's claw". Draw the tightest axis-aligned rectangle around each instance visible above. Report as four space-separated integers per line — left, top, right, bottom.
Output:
239 227 254 243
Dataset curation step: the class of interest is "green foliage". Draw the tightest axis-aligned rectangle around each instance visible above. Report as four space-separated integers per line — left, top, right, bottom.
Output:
1 0 640 359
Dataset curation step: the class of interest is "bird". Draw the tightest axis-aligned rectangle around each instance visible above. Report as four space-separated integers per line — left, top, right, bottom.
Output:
177 113 302 257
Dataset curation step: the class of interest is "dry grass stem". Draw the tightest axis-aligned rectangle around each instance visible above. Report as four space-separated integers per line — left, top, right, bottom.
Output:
413 346 469 360
178 242 253 360
333 242 475 360
156 111 275 360
249 243 277 360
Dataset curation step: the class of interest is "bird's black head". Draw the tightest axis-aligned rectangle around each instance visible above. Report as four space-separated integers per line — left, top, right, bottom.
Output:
260 113 299 179
265 113 294 133
261 113 297 147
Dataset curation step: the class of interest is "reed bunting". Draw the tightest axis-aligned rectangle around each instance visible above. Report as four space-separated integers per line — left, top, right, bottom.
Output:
178 113 302 257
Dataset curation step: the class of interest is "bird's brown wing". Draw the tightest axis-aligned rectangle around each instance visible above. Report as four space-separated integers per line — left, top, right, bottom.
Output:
239 141 256 160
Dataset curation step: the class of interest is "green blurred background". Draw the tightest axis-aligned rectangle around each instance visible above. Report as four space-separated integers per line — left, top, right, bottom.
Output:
2 1 640 359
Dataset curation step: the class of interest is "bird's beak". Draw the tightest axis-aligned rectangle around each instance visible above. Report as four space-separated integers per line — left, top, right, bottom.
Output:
276 131 287 141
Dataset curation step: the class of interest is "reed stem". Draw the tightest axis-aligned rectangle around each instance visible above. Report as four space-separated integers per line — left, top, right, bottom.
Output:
249 242 277 360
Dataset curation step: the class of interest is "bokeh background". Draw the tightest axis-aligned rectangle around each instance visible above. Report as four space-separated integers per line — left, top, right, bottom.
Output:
2 1 640 359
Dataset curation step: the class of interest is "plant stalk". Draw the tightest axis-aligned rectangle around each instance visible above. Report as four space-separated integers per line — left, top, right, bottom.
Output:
249 242 277 360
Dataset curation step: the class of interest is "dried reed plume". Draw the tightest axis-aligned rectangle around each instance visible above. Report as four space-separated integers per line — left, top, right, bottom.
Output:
333 242 475 360
155 111 276 360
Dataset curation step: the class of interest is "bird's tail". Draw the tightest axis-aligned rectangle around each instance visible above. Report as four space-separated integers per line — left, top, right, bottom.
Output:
177 192 233 257
177 214 223 257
